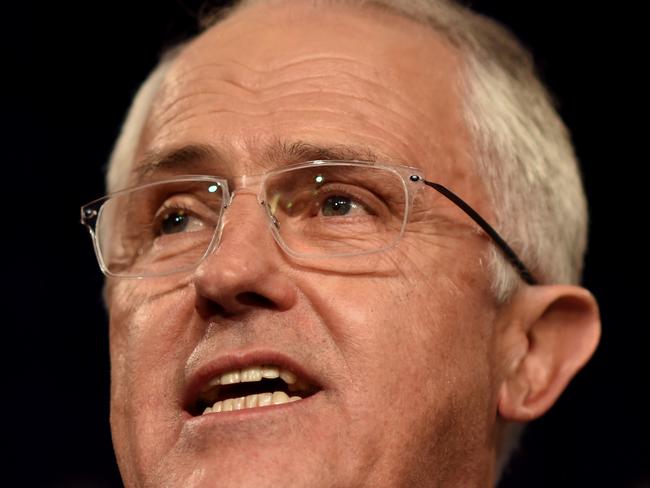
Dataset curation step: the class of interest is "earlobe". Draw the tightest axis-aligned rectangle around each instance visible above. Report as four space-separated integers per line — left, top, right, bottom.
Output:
497 285 601 422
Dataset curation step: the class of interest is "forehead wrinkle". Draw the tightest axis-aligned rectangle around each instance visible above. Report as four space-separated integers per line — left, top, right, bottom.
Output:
253 54 391 84
170 55 376 84
171 40 384 99
155 79 436 152
145 103 432 179
168 52 440 120
155 89 428 145
150 69 439 166
156 58 407 122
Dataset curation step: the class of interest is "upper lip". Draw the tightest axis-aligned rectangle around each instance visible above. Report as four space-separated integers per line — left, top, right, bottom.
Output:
183 349 323 414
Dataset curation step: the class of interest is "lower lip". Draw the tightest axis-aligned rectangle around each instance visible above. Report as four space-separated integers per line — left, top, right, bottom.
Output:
182 390 322 425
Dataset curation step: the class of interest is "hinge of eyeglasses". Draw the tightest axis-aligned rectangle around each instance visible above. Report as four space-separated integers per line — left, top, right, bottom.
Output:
82 208 98 223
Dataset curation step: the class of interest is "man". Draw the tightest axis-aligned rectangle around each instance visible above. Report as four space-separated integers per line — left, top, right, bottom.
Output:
81 0 601 486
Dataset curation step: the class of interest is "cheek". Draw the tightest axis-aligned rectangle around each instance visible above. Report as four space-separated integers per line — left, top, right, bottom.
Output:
108 281 196 466
301 246 497 435
109 278 196 351
109 280 197 395
313 269 497 479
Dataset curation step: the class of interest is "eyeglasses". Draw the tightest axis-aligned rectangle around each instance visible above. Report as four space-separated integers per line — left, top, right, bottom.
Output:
80 160 536 284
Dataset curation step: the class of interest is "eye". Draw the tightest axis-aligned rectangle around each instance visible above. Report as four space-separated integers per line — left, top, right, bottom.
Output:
321 195 364 216
160 210 198 234
153 198 212 236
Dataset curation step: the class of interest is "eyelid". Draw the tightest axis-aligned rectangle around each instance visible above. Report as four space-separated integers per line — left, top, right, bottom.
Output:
154 194 220 225
313 183 384 215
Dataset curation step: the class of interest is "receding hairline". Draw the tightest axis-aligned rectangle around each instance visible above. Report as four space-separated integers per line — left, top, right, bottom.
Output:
201 0 439 29
199 0 531 67
194 0 467 73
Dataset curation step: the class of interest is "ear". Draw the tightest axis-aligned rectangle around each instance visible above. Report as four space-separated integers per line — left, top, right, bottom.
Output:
497 285 601 422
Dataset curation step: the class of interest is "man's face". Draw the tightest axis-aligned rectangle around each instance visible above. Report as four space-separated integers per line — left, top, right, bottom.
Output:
108 2 505 487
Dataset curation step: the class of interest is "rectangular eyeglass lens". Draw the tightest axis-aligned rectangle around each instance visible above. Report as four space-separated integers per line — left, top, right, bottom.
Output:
264 164 407 257
98 180 224 276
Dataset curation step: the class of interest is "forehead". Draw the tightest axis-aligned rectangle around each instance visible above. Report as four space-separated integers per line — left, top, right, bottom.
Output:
134 0 473 184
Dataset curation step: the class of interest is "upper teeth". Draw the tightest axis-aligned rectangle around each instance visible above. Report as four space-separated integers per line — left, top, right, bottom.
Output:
204 365 298 389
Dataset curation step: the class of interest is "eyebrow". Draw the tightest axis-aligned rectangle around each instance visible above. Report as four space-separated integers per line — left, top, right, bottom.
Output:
132 140 384 182
266 140 381 165
133 144 221 182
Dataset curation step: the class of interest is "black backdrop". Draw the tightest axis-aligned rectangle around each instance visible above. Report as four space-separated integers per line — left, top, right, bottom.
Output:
7 1 648 486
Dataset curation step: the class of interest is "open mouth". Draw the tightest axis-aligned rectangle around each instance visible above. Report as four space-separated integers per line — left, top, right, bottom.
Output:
189 365 320 416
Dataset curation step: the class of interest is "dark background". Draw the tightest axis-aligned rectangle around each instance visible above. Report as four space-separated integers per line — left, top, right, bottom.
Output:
7 1 647 486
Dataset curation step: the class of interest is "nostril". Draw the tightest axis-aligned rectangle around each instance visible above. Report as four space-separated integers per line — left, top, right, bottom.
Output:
236 292 275 309
196 299 227 319
195 291 277 319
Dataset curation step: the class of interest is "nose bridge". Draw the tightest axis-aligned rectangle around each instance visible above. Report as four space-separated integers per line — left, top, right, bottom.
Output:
209 173 276 262
226 173 265 206
205 172 271 256
221 191 267 236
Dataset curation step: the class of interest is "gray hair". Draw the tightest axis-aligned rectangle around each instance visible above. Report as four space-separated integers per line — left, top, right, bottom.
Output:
106 0 588 475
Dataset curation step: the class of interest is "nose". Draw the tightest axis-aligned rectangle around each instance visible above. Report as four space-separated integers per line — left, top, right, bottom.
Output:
192 192 297 318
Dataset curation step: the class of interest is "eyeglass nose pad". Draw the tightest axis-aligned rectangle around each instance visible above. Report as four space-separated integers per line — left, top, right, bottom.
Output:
267 209 280 229
206 188 275 258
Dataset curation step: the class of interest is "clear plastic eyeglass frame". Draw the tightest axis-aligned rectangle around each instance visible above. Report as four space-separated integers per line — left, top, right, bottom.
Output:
80 160 537 284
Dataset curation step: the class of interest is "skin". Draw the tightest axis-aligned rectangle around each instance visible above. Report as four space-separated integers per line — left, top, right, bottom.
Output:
106 2 601 487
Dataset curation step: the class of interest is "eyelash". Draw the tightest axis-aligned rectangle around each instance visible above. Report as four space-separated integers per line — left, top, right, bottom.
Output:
312 184 384 216
151 201 196 235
